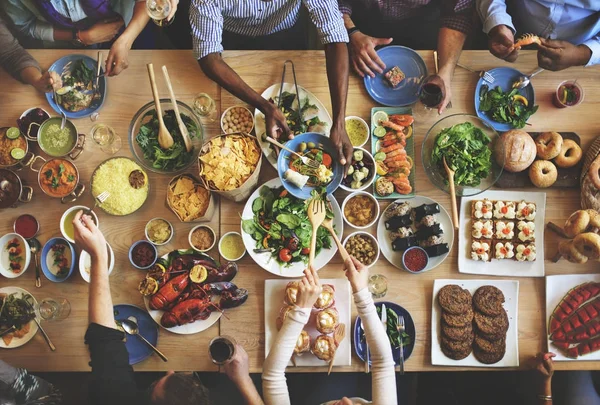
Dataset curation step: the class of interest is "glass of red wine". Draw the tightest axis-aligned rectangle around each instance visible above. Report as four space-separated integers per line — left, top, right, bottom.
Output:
413 76 445 118
209 335 237 365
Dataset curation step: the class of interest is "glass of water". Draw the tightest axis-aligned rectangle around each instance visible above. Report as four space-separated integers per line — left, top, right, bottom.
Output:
368 274 388 299
38 298 71 321
91 123 121 154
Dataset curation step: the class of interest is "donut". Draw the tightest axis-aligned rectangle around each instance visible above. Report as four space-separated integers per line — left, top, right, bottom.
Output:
535 132 563 160
588 158 600 190
528 160 557 188
559 240 588 264
573 232 600 260
564 210 591 238
554 139 582 168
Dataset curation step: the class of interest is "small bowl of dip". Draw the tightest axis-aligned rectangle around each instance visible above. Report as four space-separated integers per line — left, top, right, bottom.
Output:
345 116 370 148
219 232 246 261
402 246 429 273
145 218 173 246
189 225 216 253
129 240 157 270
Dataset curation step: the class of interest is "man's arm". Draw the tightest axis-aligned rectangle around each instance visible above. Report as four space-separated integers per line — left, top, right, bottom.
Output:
224 345 264 405
105 1 149 76
435 27 466 112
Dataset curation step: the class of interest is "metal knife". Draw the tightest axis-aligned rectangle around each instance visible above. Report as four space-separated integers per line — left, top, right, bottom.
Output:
0 326 15 338
95 52 103 94
380 303 387 328
24 302 55 351
359 320 369 373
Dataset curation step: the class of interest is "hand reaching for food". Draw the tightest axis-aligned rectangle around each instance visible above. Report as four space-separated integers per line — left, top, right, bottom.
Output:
330 125 353 176
537 38 592 71
295 266 322 309
72 210 107 262
265 103 291 141
343 256 369 294
488 25 519 62
348 32 393 78
534 352 555 381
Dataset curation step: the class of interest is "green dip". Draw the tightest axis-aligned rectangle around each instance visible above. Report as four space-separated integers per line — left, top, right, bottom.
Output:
346 118 368 146
39 118 76 157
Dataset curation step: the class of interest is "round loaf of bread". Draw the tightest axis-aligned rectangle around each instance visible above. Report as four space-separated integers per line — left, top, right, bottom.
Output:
494 129 536 173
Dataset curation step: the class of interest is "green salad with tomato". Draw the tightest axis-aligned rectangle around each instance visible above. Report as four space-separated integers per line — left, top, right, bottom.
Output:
242 186 333 265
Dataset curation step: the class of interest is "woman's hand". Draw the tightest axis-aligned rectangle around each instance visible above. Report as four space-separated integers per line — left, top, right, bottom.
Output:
72 211 107 261
535 352 556 381
105 37 131 76
79 18 124 45
295 266 322 309
343 256 369 293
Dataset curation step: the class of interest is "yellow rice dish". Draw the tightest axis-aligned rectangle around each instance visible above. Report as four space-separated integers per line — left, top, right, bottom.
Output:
92 158 149 215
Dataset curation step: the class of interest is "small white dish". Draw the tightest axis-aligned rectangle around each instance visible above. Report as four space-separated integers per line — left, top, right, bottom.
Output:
144 217 174 246
79 243 115 283
343 231 380 268
345 116 370 148
60 205 99 244
339 147 376 193
218 231 246 261
189 225 217 252
221 105 255 134
341 191 380 230
0 233 30 278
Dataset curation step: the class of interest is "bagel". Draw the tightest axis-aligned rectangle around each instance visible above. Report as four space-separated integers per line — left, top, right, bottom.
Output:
554 139 582 168
535 132 563 160
573 232 600 260
559 240 588 264
564 210 592 238
586 210 600 232
528 160 557 188
588 158 600 190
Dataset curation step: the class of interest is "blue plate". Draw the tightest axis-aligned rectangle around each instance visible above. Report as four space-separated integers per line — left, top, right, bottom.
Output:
41 237 75 282
474 67 535 132
113 304 159 365
277 132 343 199
45 54 107 119
363 46 427 107
353 301 416 366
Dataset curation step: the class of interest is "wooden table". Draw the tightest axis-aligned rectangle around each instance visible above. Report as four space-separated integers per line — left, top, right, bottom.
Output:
1 50 599 373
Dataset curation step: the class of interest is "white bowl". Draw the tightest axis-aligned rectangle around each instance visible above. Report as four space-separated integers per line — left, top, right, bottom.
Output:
0 233 30 278
221 105 255 134
345 116 370 148
189 225 217 252
218 231 246 261
144 217 174 246
339 147 376 193
343 231 380 268
60 205 99 244
341 191 380 230
79 243 115 283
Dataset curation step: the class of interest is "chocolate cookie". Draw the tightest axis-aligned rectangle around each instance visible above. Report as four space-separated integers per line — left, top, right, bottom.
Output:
474 347 506 364
442 307 474 328
474 327 506 342
441 343 472 360
473 310 508 336
473 286 505 316
441 332 474 353
474 334 506 354
438 285 472 315
442 322 473 342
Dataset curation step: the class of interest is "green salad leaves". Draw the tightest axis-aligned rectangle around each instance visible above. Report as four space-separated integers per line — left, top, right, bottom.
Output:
478 85 538 129
432 122 492 187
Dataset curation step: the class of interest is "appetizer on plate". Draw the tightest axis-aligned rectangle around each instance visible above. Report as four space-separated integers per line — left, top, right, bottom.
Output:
384 66 406 88
284 142 334 189
0 292 35 346
311 335 337 361
295 330 311 355
314 284 335 310
316 307 339 334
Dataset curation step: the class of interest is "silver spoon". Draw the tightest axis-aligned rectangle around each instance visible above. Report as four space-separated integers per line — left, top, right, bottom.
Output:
120 318 168 362
52 89 68 129
512 67 544 90
29 238 41 288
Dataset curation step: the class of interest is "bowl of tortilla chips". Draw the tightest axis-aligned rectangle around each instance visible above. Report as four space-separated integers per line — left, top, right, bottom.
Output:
198 133 262 202
166 174 215 222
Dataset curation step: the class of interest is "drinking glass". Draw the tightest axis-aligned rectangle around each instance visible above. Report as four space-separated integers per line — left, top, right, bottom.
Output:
193 93 217 123
368 274 388 299
413 78 445 119
208 335 237 365
38 298 71 321
90 123 121 154
146 0 174 27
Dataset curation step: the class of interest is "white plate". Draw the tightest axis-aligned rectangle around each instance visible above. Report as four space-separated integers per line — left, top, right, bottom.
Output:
431 279 520 367
264 278 351 367
458 190 546 277
0 287 39 349
0 233 30 279
79 243 115 283
377 196 453 272
546 274 600 361
254 83 333 169
241 177 343 278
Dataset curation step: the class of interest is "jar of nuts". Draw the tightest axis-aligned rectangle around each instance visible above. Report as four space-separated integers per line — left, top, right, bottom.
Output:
221 106 255 134
343 232 380 267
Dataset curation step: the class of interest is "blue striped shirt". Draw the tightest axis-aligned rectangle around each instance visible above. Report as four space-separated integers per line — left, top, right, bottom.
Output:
190 0 349 59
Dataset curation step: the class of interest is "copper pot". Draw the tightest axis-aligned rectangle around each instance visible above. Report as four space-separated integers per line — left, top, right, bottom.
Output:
0 169 33 209
30 156 84 203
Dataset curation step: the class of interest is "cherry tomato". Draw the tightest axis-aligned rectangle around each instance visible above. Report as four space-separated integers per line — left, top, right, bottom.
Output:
279 248 292 262
301 247 310 255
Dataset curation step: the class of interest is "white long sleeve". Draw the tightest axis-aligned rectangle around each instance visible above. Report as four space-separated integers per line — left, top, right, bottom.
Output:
262 306 310 405
355 288 397 405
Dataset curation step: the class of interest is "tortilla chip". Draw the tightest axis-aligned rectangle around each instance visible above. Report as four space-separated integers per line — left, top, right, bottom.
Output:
173 177 194 195
167 175 212 222
2 334 13 346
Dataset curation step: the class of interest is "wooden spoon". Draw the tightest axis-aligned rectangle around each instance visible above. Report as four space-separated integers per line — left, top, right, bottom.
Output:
161 65 192 152
307 199 327 269
146 63 174 150
322 218 349 262
328 323 346 375
443 156 459 230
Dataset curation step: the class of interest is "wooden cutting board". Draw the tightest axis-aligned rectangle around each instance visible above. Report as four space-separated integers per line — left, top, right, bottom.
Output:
496 132 582 189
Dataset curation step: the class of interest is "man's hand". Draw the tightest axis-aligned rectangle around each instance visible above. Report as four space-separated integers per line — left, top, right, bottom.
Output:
223 344 250 384
538 39 592 71
330 123 353 175
420 74 448 113
32 71 54 93
264 103 291 141
349 32 393 78
79 18 124 45
343 256 369 293
72 211 107 261
489 24 518 62
296 266 322 309
167 0 179 21
105 37 131 76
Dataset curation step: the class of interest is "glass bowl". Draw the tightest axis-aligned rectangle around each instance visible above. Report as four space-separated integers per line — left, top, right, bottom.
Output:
421 114 504 197
129 99 204 174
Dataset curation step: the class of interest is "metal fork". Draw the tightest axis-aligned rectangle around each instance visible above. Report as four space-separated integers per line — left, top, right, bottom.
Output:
457 63 495 83
265 136 320 169
95 191 110 204
397 315 405 374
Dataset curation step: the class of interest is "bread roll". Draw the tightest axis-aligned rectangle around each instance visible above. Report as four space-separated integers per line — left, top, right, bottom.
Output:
495 129 536 173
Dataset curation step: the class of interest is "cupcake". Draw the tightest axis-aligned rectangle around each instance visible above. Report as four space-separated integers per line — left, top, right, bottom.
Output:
314 284 335 310
316 307 339 334
311 335 337 361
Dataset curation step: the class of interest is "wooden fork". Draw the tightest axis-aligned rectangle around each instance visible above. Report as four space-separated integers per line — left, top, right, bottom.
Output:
328 323 346 375
307 199 327 269
321 218 349 263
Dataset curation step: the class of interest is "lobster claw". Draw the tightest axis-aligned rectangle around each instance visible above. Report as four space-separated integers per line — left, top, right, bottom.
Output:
205 281 238 294
206 262 238 283
220 288 249 309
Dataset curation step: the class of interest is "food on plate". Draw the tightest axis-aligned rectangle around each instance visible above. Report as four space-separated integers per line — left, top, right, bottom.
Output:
0 127 27 167
18 108 50 139
242 186 333 266
284 281 300 306
374 177 394 196
38 120 77 157
316 307 339 334
554 139 582 168
516 200 536 220
478 85 538 128
517 221 535 242
284 170 309 189
311 334 337 361
512 33 541 50
267 91 328 139
190 226 215 252
222 106 254 134
535 132 563 160
199 134 260 190
287 144 333 187
438 285 472 315
556 238 587 263
345 118 368 147
432 122 492 186
375 305 412 348
344 194 376 227
562 210 600 239
494 129 536 173
220 233 245 261
5 238 24 274
442 306 474 328
515 243 536 261
437 285 474 360
472 199 493 219
442 320 473 341
0 292 35 345
344 234 377 266
495 242 515 260
314 284 335 310
131 241 156 268
384 66 405 88
495 221 515 240
403 247 428 272
493 201 516 220
167 176 212 222
146 219 172 245
471 240 491 261
92 158 148 215
555 81 583 108
472 220 493 239
473 285 505 316
136 107 199 171
341 149 374 190
39 159 78 198
295 330 311 355
55 59 97 111
138 277 159 296
529 160 557 188
47 243 71 278
573 233 600 260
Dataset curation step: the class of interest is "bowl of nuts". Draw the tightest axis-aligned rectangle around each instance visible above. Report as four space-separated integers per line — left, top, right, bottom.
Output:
221 105 255 134
343 231 380 268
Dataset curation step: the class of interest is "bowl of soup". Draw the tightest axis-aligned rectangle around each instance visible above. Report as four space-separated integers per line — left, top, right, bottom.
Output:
41 237 75 282
60 205 100 243
38 118 85 160
31 157 84 203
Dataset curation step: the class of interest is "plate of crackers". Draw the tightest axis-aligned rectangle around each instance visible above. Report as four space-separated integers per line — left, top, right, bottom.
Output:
167 175 214 222
431 279 519 367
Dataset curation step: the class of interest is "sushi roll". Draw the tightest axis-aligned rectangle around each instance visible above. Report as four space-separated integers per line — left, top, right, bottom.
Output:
385 214 412 230
517 221 535 242
419 235 444 248
494 242 515 260
471 240 492 262
389 227 413 241
516 201 536 221
413 203 440 222
472 199 493 219
495 221 515 240
516 243 536 262
392 235 418 251
493 201 516 220
472 220 493 239
417 214 438 228
385 202 411 219
284 169 309 189
423 243 449 258
415 223 443 241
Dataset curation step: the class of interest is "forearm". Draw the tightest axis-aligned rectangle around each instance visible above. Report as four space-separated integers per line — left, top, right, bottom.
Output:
437 27 466 78
53 28 74 42
477 0 513 34
19 66 42 86
235 376 264 405
116 1 149 47
324 42 349 129
537 380 552 405
342 14 355 30
88 255 116 329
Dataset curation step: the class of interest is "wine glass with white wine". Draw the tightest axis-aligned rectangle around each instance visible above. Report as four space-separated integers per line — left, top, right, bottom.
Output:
146 0 173 27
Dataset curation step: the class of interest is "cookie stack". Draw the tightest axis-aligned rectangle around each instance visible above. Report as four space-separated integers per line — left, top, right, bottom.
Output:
438 285 474 360
472 286 508 364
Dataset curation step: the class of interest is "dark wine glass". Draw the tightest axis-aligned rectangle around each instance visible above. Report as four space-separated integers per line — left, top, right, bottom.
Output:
208 335 237 365
419 82 444 108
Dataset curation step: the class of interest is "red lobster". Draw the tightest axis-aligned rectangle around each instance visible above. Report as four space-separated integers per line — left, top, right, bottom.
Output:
150 273 189 310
